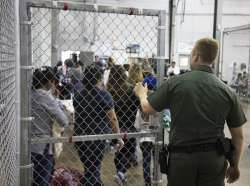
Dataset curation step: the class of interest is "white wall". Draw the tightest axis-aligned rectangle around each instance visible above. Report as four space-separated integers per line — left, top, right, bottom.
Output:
32 0 250 73
92 0 169 10
31 8 159 66
173 0 250 73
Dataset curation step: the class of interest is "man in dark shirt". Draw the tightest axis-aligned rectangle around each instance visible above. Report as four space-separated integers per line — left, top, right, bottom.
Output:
135 38 246 186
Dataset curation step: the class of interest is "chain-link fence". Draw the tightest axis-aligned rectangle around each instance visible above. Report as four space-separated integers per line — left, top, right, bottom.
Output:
0 0 18 185
23 2 168 186
221 25 250 97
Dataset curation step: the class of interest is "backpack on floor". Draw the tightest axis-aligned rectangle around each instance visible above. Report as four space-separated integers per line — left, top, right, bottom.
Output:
50 167 83 186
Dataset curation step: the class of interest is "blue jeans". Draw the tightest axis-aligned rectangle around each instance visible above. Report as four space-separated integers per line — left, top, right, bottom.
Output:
31 152 54 186
75 141 105 186
114 138 136 174
140 141 154 186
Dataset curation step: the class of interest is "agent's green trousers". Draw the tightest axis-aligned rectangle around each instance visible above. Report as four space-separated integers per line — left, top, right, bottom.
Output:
167 151 227 186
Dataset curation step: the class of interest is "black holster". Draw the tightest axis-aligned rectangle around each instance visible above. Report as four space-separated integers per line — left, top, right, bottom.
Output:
216 138 235 167
159 145 169 174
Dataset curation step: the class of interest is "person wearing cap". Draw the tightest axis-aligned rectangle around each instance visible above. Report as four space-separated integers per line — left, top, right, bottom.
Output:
31 66 70 186
135 38 246 186
142 66 157 90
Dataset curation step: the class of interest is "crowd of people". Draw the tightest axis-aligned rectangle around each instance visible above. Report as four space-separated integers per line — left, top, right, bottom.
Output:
30 54 174 186
31 38 246 186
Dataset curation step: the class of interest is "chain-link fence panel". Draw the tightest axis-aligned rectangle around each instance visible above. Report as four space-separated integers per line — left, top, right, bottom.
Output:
0 0 18 185
221 26 250 97
31 8 158 67
29 3 165 186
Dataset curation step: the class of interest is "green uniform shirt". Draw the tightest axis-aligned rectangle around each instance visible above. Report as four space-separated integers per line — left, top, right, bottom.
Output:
148 65 247 146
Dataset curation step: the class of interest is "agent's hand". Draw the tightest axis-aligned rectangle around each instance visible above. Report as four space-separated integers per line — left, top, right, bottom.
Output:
134 82 148 98
226 166 240 183
116 138 124 150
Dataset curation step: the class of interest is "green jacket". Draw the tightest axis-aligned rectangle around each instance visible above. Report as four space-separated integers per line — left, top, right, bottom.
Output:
148 65 246 146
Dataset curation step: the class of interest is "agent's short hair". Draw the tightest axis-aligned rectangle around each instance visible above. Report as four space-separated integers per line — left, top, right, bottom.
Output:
194 38 219 64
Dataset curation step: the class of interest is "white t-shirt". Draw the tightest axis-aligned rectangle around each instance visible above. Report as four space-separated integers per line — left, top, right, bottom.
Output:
167 66 180 75
103 69 110 87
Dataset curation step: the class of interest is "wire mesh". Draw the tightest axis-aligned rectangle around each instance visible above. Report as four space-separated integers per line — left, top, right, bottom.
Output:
222 28 250 97
30 5 162 186
0 0 18 185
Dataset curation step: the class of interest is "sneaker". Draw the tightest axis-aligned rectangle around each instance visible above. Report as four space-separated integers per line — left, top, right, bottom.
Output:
113 171 127 185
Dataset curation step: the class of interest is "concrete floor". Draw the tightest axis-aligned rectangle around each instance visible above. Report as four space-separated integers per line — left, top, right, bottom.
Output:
55 102 250 186
225 103 250 186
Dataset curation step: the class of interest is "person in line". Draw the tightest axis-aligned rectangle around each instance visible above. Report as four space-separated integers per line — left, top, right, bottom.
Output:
103 56 116 87
71 60 84 92
142 67 157 91
59 59 75 100
107 65 140 184
123 64 130 77
135 38 246 186
128 63 144 86
127 63 144 166
31 66 70 186
74 66 123 186
167 61 180 76
235 73 244 95
138 66 158 186
242 71 248 96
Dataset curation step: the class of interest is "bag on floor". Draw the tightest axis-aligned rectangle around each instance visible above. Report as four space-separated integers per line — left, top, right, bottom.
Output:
50 167 83 186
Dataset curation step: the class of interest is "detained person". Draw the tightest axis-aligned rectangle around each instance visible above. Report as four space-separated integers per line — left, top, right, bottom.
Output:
31 66 70 186
134 38 246 186
107 65 140 184
74 66 123 186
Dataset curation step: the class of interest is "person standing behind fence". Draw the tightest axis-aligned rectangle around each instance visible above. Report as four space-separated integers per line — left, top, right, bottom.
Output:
103 56 116 87
107 65 140 185
139 66 158 186
127 63 144 166
71 60 84 92
74 66 123 186
128 63 144 86
31 66 70 186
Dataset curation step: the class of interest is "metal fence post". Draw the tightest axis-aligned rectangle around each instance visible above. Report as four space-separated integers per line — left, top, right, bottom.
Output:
51 5 59 66
168 0 177 64
15 0 21 185
152 10 167 186
0 0 20 185
248 46 250 97
213 0 224 76
20 0 33 185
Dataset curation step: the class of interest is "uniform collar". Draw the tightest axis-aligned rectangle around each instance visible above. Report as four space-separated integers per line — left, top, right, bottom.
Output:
192 65 213 73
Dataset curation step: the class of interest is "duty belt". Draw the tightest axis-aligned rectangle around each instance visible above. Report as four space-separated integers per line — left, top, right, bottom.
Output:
169 143 217 153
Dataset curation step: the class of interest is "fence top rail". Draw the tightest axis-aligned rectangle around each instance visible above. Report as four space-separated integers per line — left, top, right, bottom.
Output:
31 131 159 144
27 0 162 16
223 24 250 34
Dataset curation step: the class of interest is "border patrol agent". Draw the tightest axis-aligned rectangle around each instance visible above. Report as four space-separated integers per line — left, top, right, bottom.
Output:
135 38 246 186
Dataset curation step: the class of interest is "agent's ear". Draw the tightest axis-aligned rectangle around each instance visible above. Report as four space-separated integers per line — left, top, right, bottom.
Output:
193 54 199 63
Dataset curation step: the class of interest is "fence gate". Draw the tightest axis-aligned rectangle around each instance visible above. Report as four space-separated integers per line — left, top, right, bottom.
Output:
221 25 250 97
20 1 167 186
0 0 19 185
